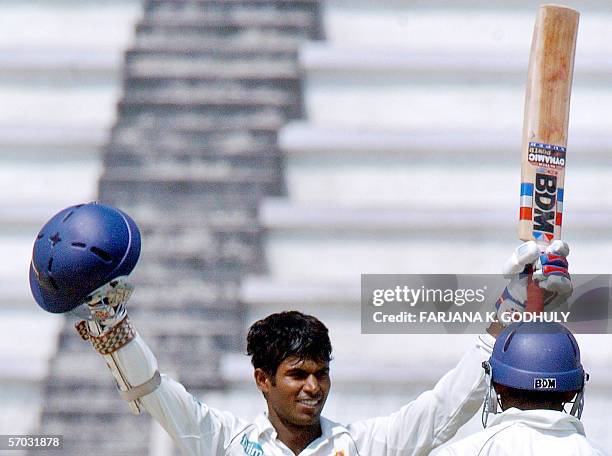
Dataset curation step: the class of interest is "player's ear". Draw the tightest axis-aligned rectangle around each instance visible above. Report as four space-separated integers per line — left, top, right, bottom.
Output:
492 383 509 408
254 368 272 394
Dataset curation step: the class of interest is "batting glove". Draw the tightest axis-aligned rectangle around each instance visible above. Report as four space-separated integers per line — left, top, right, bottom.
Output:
71 276 134 331
496 240 572 317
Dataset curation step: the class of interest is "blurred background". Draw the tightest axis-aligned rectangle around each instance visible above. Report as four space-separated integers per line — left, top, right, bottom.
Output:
0 0 611 454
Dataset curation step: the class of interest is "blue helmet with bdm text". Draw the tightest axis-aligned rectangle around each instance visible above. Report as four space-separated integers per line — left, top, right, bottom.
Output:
482 322 588 426
490 321 585 392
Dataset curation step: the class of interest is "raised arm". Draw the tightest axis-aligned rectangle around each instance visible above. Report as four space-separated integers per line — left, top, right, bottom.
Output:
29 203 247 456
99 313 247 456
347 334 493 456
348 241 572 456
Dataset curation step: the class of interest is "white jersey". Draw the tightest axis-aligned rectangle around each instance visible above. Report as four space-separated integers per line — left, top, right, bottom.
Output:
111 333 494 456
432 408 605 456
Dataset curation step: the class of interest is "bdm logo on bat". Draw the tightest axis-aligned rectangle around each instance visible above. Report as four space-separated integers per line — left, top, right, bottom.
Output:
534 378 557 389
533 173 557 234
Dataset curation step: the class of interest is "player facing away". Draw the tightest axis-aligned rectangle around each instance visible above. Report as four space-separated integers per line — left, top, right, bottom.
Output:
432 322 604 456
29 203 571 456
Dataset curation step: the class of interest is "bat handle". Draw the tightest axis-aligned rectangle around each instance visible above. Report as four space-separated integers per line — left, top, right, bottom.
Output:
525 264 545 313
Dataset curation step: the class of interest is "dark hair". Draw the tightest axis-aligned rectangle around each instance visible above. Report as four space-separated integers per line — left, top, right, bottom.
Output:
494 383 578 410
246 311 332 376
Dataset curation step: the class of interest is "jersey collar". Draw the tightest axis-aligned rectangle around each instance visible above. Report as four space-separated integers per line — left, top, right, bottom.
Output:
253 414 350 442
488 408 586 435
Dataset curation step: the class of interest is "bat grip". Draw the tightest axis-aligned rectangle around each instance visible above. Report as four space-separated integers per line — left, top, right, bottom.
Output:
525 264 545 313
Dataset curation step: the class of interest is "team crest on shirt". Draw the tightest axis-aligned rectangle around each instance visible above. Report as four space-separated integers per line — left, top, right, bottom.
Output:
334 451 345 456
240 434 265 456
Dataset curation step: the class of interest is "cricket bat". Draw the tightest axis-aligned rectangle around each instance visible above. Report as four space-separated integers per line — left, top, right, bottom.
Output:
518 5 579 312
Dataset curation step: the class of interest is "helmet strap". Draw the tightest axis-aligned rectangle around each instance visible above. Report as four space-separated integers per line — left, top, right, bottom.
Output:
568 388 585 419
567 372 588 419
481 361 500 427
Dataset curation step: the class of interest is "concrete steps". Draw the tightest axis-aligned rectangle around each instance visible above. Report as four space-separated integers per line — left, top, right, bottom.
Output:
0 311 64 382
0 3 140 51
0 86 118 127
279 122 612 160
260 200 612 236
105 146 279 170
30 0 323 453
240 0 612 404
0 0 141 438
126 57 298 80
114 108 284 132
99 176 280 211
0 49 120 81
0 161 99 207
102 164 278 184
253 1 612 274
129 39 299 55
137 13 315 34
301 45 612 84
34 413 151 456
303 85 609 131
120 84 295 108
0 125 105 154
323 2 612 52
109 124 279 146
115 204 260 231
275 1 612 292
279 157 611 210
260 234 612 279
0 2 139 308
135 233 264 274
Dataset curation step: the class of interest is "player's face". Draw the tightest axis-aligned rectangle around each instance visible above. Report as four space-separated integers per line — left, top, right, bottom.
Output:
261 356 330 428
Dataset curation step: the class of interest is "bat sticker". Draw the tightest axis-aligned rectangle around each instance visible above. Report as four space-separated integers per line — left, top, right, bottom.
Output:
527 142 566 169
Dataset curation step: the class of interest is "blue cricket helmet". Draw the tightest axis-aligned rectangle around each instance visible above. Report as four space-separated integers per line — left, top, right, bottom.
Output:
490 322 585 392
29 202 141 313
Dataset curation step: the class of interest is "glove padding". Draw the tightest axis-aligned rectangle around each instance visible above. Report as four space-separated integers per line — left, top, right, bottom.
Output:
496 240 572 317
71 276 133 331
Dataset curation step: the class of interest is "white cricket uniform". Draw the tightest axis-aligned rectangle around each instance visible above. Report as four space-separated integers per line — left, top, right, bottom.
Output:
431 408 605 456
111 333 494 456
